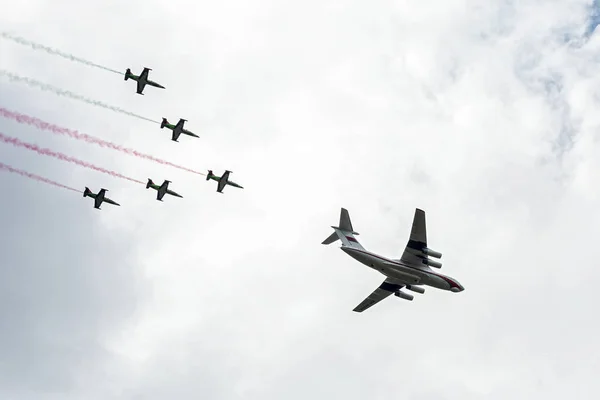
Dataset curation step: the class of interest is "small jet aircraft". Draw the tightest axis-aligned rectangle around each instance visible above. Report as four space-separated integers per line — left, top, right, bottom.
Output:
146 179 183 201
322 208 464 312
206 170 244 193
124 67 165 95
83 187 120 209
160 118 199 142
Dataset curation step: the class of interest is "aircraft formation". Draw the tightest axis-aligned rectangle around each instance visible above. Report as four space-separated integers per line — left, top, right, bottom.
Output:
79 65 241 209
0 33 463 313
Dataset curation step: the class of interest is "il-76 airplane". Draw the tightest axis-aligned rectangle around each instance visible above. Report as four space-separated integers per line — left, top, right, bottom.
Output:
83 187 120 209
160 118 199 141
124 67 165 95
322 208 464 312
146 179 183 201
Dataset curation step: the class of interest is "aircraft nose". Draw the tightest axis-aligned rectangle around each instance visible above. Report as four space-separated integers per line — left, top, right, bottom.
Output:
450 284 464 293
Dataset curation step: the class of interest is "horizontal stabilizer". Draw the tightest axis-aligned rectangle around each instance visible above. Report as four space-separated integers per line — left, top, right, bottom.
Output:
322 232 338 245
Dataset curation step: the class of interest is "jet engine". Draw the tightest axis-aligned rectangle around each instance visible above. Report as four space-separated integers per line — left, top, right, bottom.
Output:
422 258 442 269
394 290 414 301
423 248 442 259
406 285 425 294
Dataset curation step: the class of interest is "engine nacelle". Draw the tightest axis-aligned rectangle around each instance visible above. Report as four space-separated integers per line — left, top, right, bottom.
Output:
394 290 414 301
406 285 425 294
423 248 442 259
422 258 442 269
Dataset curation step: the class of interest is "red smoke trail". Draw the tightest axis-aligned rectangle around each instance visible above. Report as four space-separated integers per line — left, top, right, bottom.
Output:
0 161 81 193
0 108 205 176
0 132 145 185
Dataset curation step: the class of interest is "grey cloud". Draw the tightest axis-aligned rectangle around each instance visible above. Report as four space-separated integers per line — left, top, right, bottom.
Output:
0 90 145 397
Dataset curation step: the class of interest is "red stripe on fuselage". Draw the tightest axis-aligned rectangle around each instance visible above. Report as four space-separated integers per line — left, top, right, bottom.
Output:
346 236 358 242
348 248 461 289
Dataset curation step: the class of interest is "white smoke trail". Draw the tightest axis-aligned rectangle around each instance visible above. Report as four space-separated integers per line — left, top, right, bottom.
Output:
0 69 159 124
1 31 123 75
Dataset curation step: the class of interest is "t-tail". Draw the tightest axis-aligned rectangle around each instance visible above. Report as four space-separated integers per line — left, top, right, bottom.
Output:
321 208 365 250
146 178 154 189
124 68 131 81
83 187 92 197
161 118 168 129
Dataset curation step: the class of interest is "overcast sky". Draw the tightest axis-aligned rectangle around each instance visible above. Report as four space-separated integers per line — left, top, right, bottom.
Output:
1 0 599 399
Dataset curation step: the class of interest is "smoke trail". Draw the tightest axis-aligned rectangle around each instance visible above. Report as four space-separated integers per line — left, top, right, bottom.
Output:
1 32 123 75
0 161 81 193
0 132 145 185
0 70 158 124
0 108 205 175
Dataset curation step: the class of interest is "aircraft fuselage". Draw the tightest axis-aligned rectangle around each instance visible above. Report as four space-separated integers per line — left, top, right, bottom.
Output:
166 189 183 198
103 198 120 206
147 80 164 88
341 247 463 292
208 175 242 188
149 183 182 198
226 181 243 188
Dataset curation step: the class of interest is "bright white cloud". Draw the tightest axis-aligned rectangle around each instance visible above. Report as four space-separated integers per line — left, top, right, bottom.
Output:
1 0 599 399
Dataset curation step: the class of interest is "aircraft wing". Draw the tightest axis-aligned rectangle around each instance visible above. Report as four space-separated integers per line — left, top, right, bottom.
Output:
217 171 230 192
136 79 146 94
140 68 150 80
353 278 404 313
399 208 429 267
171 129 181 141
157 181 169 200
94 189 106 209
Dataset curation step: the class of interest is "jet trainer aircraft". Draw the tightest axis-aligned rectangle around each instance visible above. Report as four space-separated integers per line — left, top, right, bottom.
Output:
146 179 183 201
160 118 199 141
206 170 244 193
83 187 120 209
322 208 464 312
124 67 165 95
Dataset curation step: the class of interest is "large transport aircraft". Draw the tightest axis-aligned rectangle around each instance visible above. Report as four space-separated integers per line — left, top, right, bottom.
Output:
322 208 464 312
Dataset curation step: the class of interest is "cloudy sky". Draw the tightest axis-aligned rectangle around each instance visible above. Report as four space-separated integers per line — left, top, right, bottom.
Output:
1 0 600 398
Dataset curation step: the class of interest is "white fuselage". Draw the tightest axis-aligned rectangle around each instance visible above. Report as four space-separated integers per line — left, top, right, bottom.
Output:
341 247 464 292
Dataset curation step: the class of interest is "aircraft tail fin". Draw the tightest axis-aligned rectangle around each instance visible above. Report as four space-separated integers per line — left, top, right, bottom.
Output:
206 170 213 181
321 208 364 249
83 187 91 197
146 178 153 189
161 118 168 129
124 68 131 81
